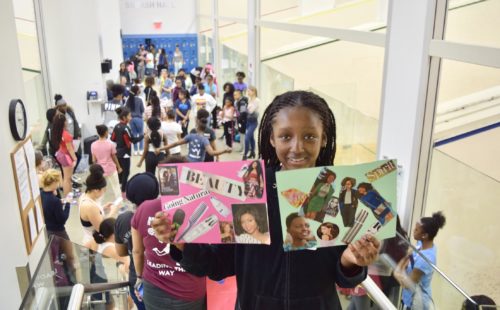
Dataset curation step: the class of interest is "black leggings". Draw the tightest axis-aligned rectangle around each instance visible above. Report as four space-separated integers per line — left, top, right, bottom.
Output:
223 121 234 147
118 157 130 193
145 152 166 176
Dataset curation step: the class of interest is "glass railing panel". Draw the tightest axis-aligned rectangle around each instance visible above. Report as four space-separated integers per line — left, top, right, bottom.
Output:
423 149 500 306
20 236 127 309
80 287 129 309
336 229 480 309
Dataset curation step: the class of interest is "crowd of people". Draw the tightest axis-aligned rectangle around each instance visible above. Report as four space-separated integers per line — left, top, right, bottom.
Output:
33 45 496 309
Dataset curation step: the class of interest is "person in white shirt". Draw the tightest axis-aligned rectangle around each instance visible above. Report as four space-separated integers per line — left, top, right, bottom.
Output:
190 83 216 126
161 109 183 155
145 48 155 77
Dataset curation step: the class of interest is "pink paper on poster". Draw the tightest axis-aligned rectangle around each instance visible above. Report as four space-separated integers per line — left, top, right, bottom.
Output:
159 160 269 245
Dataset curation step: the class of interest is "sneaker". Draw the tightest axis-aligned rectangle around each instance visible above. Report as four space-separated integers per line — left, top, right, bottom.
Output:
134 151 138 156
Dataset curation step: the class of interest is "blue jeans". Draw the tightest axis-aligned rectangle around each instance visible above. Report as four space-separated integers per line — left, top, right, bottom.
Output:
245 118 258 155
129 117 144 151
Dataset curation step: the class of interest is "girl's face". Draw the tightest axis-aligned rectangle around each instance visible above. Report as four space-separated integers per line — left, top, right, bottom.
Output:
413 222 426 241
58 104 67 113
320 225 331 236
223 223 231 233
241 213 258 235
327 174 335 183
120 63 125 70
247 88 255 97
124 113 132 123
345 180 352 189
179 92 185 100
251 161 258 169
288 217 310 241
270 106 326 171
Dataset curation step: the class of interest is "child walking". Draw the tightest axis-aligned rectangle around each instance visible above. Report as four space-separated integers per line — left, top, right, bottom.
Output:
161 109 183 156
91 125 122 202
111 107 143 196
160 109 231 162
137 117 168 175
221 97 236 148
152 90 381 310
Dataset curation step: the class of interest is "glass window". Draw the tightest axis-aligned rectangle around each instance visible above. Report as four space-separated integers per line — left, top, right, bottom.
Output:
13 0 47 144
261 28 385 165
446 0 500 48
261 0 387 31
219 0 247 19
424 60 500 305
220 23 248 90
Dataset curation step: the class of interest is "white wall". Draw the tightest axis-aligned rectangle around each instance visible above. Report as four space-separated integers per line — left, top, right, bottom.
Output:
41 0 109 137
0 1 42 308
119 0 196 34
97 0 124 82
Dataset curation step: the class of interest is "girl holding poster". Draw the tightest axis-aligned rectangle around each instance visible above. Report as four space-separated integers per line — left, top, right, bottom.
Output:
152 91 380 310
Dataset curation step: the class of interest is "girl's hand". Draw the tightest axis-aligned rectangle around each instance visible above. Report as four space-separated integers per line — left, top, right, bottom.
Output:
103 202 114 210
225 148 232 154
117 167 123 174
341 234 380 268
137 161 142 168
151 211 176 243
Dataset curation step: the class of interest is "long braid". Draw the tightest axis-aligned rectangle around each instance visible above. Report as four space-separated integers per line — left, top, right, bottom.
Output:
258 91 337 168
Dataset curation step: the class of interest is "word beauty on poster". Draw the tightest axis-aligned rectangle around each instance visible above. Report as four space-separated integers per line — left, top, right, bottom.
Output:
159 160 270 245
276 159 398 252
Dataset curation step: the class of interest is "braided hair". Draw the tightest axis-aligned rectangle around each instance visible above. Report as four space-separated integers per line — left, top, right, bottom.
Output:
258 91 337 168
150 95 161 118
147 117 162 148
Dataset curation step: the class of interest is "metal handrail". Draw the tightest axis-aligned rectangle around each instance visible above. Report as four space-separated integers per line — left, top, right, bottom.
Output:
83 281 129 294
67 284 84 310
395 231 476 305
65 281 129 310
361 276 397 310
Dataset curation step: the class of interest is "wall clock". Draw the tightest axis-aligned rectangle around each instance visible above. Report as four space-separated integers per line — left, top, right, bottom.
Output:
9 99 27 141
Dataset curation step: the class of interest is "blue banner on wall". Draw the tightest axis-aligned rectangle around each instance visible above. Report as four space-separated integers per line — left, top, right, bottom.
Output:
122 34 198 73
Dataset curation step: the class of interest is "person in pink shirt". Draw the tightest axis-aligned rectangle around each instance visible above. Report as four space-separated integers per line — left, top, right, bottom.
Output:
131 156 206 310
51 113 77 197
91 125 122 202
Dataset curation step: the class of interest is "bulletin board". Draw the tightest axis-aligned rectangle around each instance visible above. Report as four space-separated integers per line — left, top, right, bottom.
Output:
10 135 45 254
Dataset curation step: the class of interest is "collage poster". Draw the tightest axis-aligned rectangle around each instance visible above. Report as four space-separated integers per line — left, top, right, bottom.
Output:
276 159 397 251
159 160 270 244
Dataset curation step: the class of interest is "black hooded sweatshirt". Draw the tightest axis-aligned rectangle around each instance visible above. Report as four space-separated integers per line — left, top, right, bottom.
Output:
170 167 367 310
